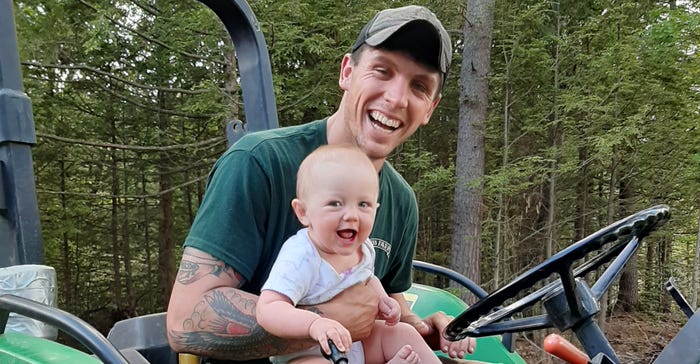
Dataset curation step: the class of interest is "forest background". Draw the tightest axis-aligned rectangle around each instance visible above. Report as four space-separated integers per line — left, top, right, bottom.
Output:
12 0 700 347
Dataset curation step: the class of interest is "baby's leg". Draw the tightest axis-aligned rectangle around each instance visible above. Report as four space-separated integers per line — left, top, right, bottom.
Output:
387 345 419 364
363 321 440 364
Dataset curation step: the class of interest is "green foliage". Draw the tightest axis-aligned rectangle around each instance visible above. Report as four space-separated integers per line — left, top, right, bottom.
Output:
12 0 700 332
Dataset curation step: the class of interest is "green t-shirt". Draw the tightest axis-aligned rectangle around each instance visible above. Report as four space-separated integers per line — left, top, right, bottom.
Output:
185 118 418 295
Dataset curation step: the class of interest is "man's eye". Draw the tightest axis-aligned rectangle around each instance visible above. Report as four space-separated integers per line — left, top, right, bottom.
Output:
413 82 428 94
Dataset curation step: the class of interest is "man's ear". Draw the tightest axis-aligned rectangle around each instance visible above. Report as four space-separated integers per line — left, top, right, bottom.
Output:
338 54 353 91
291 198 309 226
422 94 441 126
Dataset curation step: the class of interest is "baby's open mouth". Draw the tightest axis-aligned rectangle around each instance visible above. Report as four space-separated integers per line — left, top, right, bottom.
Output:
337 229 357 240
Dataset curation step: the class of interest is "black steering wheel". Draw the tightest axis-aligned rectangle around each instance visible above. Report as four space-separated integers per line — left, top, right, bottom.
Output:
444 205 670 341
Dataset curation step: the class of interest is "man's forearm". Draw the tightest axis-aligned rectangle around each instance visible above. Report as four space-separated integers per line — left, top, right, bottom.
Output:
168 287 316 360
167 248 316 360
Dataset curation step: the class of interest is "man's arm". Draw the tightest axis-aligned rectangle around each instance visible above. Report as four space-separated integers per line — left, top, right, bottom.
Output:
166 247 379 360
257 290 352 354
166 247 315 360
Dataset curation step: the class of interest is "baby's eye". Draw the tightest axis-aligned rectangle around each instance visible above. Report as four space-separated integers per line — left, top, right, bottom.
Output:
328 201 342 207
359 201 372 208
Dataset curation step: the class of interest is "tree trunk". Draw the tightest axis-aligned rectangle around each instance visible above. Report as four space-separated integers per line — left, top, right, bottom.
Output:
494 45 513 290
142 171 154 309
645 234 655 302
109 97 123 314
59 159 72 307
598 154 618 331
451 0 495 304
617 177 638 312
122 150 134 314
157 90 176 309
574 145 589 241
546 0 563 261
658 236 671 312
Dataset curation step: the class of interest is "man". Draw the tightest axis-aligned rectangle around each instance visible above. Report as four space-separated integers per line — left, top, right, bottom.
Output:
167 5 474 363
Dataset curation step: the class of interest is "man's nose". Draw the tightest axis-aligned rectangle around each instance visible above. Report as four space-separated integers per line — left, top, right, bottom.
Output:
384 78 409 109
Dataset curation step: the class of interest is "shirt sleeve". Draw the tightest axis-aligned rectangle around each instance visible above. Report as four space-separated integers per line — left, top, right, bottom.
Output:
184 149 271 284
260 235 319 305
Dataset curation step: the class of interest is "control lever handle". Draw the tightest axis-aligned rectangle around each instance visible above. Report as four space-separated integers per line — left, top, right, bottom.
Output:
544 333 590 364
321 339 348 364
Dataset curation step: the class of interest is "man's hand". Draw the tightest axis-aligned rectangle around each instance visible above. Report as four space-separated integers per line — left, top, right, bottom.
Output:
390 292 476 358
412 311 476 359
308 282 379 341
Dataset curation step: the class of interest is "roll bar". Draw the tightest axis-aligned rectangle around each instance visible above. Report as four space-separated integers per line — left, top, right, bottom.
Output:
0 0 44 268
198 0 279 145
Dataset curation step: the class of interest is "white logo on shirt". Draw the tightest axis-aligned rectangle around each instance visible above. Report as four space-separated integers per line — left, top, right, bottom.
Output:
371 238 391 257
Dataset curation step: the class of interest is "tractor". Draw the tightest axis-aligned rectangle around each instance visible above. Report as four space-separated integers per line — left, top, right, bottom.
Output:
0 1 697 363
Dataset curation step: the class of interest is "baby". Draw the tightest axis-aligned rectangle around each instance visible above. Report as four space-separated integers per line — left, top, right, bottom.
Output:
256 144 467 363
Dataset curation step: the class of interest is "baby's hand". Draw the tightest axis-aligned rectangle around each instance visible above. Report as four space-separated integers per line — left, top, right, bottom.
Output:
308 318 352 354
377 296 400 325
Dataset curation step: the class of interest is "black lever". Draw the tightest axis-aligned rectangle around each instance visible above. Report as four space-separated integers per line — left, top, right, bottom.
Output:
321 339 348 364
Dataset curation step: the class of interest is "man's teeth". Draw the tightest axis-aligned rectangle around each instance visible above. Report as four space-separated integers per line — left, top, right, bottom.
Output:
370 111 399 128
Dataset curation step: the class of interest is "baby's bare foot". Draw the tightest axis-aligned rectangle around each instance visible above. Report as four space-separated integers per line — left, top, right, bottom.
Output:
387 345 420 364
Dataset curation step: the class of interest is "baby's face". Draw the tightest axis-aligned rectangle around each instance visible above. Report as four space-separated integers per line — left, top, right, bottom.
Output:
301 159 379 256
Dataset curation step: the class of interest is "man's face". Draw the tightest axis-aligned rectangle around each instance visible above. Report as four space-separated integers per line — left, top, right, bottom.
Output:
337 47 442 162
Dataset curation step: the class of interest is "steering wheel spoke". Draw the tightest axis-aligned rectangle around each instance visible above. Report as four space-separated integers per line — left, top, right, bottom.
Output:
470 315 552 337
591 236 641 299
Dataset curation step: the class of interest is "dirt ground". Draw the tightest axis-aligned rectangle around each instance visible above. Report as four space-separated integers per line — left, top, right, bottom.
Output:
512 311 688 363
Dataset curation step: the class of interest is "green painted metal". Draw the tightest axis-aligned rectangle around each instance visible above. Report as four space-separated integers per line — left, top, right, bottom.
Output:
0 333 101 364
405 284 526 364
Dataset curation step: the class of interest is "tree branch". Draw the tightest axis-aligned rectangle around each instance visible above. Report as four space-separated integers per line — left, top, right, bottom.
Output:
23 61 211 95
36 132 226 151
77 0 227 67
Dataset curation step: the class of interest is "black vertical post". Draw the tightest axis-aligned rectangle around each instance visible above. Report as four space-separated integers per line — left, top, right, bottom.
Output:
0 0 44 266
197 0 279 146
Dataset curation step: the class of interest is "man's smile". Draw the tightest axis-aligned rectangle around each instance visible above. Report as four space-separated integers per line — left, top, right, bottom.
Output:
369 111 400 132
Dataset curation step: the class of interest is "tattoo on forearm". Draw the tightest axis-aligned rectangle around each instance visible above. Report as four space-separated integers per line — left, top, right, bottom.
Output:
169 288 314 359
205 290 255 334
176 254 241 285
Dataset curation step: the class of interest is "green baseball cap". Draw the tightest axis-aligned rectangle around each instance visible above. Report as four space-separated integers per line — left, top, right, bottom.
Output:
352 5 452 77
